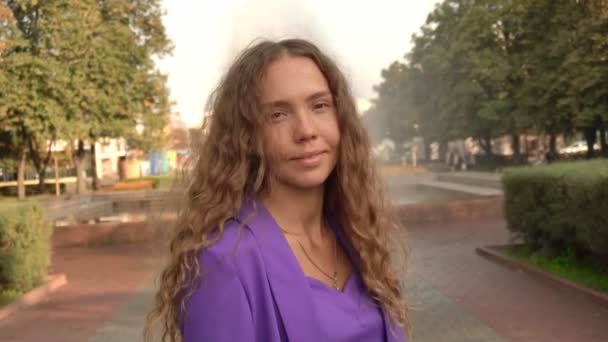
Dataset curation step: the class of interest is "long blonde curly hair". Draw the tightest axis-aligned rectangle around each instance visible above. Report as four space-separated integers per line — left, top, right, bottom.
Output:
144 38 409 342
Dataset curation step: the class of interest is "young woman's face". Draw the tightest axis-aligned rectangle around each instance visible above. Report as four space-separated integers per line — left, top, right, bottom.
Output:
259 54 340 191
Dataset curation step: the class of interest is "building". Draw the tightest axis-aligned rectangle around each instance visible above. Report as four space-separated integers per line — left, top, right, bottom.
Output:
95 138 127 181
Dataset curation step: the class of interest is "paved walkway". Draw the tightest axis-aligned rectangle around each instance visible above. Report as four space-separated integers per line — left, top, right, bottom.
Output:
405 219 608 341
0 243 161 342
384 171 503 206
434 171 503 190
416 179 503 197
2 218 607 341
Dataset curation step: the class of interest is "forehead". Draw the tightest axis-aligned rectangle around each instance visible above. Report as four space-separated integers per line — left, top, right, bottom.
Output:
260 55 330 104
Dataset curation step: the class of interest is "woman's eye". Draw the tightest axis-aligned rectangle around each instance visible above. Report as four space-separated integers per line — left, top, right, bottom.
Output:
313 102 331 112
269 111 286 121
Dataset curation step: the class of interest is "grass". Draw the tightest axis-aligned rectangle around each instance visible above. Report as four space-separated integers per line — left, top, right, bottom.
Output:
0 195 46 208
0 289 22 308
504 245 608 293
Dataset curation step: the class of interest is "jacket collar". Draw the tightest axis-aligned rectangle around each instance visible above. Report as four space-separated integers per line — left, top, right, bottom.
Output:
235 195 405 342
235 195 325 341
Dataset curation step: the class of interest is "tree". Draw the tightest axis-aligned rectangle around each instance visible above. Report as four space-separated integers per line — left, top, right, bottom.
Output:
408 0 533 156
2 0 105 195
392 0 499 158
64 0 172 191
1 0 172 196
373 0 608 164
1 0 68 199
0 3 19 191
369 61 418 147
558 0 608 158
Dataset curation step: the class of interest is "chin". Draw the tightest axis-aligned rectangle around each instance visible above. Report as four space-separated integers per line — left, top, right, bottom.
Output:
291 178 327 189
283 168 333 189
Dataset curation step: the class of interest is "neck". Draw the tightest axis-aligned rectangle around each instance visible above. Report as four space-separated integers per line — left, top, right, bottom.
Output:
261 182 326 241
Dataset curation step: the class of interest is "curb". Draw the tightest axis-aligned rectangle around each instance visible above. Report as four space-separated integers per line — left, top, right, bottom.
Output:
0 273 67 321
476 245 608 309
397 197 504 225
53 219 174 248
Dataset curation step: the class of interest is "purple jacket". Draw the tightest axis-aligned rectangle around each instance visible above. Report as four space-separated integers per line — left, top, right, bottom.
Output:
181 196 406 341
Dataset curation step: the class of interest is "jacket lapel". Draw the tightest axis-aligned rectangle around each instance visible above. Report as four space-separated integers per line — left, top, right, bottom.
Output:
235 196 326 342
327 212 406 342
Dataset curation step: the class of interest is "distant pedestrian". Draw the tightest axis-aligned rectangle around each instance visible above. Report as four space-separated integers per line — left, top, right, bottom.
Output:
466 153 476 170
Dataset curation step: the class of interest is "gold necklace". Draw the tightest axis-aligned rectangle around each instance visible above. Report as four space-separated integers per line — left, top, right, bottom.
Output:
281 222 339 290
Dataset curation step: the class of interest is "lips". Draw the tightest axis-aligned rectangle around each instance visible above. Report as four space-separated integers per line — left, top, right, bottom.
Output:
291 150 325 160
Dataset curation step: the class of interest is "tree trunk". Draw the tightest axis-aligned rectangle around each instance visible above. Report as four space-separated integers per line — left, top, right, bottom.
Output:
511 133 521 162
548 133 558 162
583 126 597 159
424 141 432 161
28 137 53 190
599 119 607 157
54 155 60 197
90 141 99 190
17 149 26 201
438 140 448 164
478 135 493 156
75 139 87 194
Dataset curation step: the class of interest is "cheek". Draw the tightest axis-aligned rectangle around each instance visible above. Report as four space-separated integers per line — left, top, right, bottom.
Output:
261 125 283 149
261 129 274 153
324 116 341 149
261 127 288 168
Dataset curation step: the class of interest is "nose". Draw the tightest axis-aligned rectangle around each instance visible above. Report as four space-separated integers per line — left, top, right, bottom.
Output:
293 110 317 142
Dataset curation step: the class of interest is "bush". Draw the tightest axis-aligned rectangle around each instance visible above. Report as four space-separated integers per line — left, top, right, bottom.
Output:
503 160 608 263
0 183 67 197
0 288 22 307
0 203 52 293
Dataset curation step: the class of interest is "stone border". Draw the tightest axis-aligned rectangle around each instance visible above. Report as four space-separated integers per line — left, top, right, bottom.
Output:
51 197 505 246
476 245 608 309
0 273 67 321
435 172 503 190
43 189 179 224
52 218 175 248
398 196 504 225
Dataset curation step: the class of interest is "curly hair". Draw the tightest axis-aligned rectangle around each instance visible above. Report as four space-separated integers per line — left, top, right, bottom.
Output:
144 38 409 342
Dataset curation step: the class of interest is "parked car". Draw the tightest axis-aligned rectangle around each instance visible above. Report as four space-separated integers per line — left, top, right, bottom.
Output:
559 140 600 154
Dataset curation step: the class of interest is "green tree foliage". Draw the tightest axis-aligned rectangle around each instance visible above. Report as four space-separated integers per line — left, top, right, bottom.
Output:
0 0 172 196
370 0 608 161
368 61 418 145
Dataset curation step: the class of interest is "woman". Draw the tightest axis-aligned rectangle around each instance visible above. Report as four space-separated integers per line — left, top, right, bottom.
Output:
145 39 408 342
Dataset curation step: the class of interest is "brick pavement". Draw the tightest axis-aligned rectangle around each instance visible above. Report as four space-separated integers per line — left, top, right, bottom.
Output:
405 274 505 341
0 243 161 342
2 212 608 341
405 219 608 342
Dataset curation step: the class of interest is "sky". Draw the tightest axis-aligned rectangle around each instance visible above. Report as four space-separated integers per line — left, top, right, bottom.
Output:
156 0 439 128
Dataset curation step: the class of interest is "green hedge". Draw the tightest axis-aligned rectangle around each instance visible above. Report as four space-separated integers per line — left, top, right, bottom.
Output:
0 183 67 197
0 203 51 293
503 160 608 262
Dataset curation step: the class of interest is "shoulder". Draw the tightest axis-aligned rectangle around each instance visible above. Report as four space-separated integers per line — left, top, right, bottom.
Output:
197 219 263 281
183 221 261 339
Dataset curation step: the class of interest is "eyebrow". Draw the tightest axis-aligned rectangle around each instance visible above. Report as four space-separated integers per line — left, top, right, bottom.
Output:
262 91 332 108
306 90 332 102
